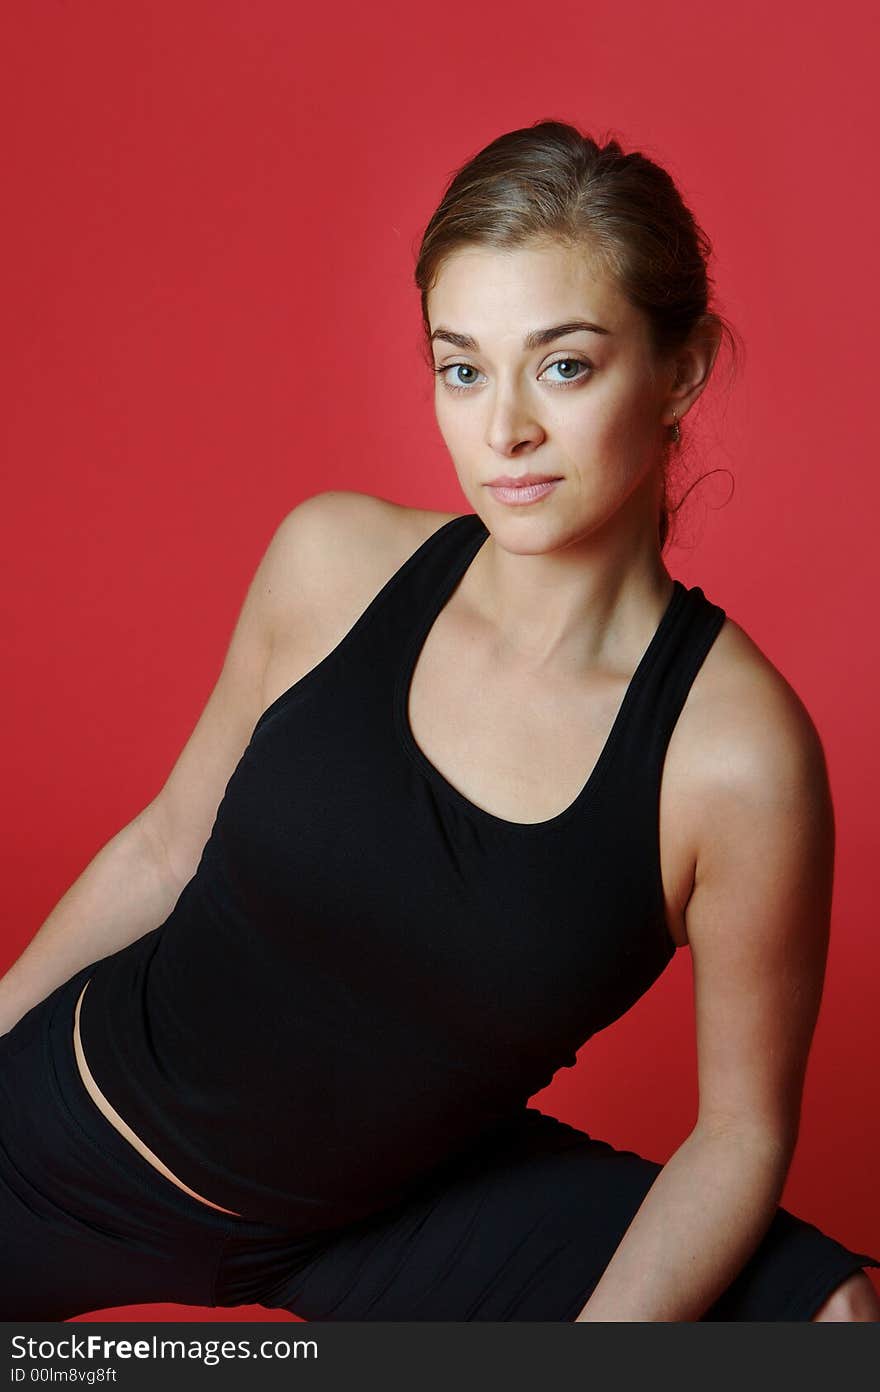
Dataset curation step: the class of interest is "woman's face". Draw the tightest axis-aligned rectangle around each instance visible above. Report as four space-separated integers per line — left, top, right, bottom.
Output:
427 239 676 553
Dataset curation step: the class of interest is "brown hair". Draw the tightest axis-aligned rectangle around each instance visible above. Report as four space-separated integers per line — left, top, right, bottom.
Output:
413 119 742 552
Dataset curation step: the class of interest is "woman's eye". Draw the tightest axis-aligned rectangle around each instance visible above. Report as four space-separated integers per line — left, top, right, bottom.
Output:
439 363 482 392
435 358 592 394
544 358 591 384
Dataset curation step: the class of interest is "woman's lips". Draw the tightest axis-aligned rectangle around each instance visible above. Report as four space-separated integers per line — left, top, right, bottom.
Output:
485 479 562 505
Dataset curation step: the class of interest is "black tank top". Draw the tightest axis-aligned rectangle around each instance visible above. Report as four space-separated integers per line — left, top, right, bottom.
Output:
79 511 727 1230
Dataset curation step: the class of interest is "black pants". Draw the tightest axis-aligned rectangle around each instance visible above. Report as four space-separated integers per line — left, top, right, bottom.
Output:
2 962 877 1322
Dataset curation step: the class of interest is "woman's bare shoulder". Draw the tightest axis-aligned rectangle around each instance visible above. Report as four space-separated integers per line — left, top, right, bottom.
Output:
266 491 462 650
284 489 459 581
687 613 826 774
674 610 833 873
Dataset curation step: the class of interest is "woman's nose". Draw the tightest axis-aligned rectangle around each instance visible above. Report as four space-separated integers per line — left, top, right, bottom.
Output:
485 385 546 455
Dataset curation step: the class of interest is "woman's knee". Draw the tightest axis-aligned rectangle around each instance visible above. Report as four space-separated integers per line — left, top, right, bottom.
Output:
810 1270 880 1321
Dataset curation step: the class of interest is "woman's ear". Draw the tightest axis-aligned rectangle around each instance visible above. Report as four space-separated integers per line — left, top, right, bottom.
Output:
666 318 723 422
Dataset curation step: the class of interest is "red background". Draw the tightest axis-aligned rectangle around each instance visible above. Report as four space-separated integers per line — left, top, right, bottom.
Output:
2 1 877 1320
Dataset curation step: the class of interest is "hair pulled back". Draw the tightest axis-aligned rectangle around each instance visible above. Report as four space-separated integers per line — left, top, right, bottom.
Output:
413 120 740 551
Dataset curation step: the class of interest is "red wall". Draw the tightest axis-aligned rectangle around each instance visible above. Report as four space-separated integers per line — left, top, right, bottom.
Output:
2 0 877 1320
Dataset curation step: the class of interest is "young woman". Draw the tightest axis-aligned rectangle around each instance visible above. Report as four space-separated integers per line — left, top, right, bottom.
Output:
2 120 878 1322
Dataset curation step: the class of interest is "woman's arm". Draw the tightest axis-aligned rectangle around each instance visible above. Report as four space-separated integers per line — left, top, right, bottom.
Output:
575 668 835 1321
0 813 187 1036
0 489 413 1035
0 499 315 1035
572 1124 791 1322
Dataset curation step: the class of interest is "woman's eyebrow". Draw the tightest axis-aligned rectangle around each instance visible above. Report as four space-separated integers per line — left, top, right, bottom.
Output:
429 319 612 350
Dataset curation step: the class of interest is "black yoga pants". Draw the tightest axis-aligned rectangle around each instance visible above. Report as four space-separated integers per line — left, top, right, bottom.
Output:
2 963 878 1322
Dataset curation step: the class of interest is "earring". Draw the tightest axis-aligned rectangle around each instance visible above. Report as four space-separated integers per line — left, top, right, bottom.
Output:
670 410 681 444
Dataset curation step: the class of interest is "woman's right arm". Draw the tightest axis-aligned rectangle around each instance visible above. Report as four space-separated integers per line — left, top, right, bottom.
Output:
0 812 190 1035
0 492 342 1036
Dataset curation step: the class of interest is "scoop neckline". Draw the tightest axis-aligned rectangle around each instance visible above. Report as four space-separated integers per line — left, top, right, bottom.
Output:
392 513 687 835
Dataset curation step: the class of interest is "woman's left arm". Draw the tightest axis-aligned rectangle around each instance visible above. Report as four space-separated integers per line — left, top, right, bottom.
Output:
575 678 835 1322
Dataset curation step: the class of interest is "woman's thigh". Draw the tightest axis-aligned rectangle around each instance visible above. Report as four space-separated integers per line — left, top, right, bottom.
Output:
0 973 233 1321
5 976 875 1323
219 1109 879 1322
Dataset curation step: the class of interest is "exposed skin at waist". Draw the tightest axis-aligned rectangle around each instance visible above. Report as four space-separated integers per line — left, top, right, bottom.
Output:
72 978 243 1217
